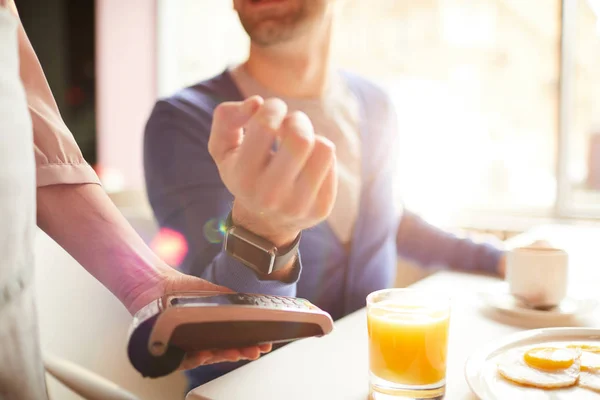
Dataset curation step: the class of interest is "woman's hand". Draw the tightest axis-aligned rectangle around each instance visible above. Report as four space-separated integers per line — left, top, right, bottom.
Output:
127 267 272 370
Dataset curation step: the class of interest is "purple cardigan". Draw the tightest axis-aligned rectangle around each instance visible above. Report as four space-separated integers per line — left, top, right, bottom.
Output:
144 70 502 387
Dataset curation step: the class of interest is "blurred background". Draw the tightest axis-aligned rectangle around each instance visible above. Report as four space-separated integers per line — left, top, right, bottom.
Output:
17 0 600 230
12 0 600 399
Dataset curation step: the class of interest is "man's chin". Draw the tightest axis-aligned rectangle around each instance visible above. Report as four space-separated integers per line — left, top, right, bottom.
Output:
247 0 288 5
248 22 296 47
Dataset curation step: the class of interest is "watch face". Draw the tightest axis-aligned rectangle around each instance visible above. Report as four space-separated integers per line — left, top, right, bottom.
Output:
226 227 276 274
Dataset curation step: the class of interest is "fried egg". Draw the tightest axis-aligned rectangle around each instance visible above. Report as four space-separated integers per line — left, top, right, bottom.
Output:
497 347 581 389
567 344 600 354
580 351 600 372
567 344 600 372
580 370 600 393
571 345 600 393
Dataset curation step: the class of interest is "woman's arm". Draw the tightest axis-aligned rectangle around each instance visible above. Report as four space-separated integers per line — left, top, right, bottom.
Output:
37 183 204 314
37 180 269 369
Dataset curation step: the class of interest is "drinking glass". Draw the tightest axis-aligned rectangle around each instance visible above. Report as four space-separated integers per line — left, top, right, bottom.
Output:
367 289 451 399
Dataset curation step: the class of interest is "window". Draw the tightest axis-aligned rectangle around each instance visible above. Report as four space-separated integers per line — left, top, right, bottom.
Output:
559 0 600 217
157 0 599 222
330 0 561 221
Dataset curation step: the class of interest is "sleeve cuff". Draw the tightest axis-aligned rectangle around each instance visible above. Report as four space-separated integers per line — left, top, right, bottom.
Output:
213 251 302 297
36 162 101 187
477 244 504 275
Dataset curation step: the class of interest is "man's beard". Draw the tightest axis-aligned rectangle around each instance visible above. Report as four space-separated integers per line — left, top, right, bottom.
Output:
239 5 311 47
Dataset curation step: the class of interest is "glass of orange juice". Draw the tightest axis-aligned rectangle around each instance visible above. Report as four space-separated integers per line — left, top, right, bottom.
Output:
367 289 450 399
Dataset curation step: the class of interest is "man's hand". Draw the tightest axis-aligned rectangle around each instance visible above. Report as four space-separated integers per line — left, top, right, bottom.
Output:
128 268 271 370
498 254 507 277
209 96 337 252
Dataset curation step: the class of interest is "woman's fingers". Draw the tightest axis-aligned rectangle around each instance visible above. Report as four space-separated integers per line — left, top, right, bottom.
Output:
177 344 271 371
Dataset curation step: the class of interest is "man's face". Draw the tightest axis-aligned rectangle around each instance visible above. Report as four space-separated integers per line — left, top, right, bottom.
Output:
233 0 328 47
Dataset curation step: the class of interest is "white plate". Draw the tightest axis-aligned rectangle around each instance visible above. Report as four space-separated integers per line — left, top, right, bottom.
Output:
478 283 598 320
465 327 600 400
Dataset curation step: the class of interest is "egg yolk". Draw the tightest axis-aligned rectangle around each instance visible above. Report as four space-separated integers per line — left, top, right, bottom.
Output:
523 347 577 370
567 344 600 354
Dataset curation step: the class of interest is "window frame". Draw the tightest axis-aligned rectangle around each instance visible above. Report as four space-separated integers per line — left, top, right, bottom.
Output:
557 0 600 220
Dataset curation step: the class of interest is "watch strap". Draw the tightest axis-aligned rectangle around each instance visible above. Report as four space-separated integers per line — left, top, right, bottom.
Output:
224 212 301 275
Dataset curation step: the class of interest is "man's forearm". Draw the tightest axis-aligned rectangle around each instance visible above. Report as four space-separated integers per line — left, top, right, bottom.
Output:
396 210 504 274
36 183 171 314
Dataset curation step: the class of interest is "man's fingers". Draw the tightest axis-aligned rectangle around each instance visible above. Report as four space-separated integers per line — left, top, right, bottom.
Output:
256 111 316 208
280 136 336 217
208 96 263 162
297 136 336 199
262 111 315 182
236 98 288 181
311 151 338 220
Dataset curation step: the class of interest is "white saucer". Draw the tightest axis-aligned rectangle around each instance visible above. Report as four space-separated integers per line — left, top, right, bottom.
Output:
477 283 598 320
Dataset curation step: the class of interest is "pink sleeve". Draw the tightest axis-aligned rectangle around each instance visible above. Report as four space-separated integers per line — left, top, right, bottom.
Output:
13 1 101 187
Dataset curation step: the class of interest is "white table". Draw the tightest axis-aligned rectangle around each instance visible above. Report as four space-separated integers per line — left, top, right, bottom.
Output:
187 224 600 400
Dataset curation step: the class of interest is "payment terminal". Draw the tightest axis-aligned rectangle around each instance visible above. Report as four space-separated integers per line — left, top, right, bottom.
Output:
127 291 334 378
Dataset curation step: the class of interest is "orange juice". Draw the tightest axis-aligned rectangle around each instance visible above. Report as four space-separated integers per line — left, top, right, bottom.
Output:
368 302 450 386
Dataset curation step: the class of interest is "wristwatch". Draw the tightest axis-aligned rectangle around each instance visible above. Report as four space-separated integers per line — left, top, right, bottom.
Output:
223 212 301 275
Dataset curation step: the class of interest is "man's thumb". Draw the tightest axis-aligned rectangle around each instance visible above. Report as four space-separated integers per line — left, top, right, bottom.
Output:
209 96 263 162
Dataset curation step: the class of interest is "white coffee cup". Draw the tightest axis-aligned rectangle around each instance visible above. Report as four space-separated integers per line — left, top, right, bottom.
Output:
506 246 569 307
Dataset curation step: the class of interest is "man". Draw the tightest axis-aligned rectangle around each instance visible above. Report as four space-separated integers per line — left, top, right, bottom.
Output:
0 2 268 399
144 0 504 389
